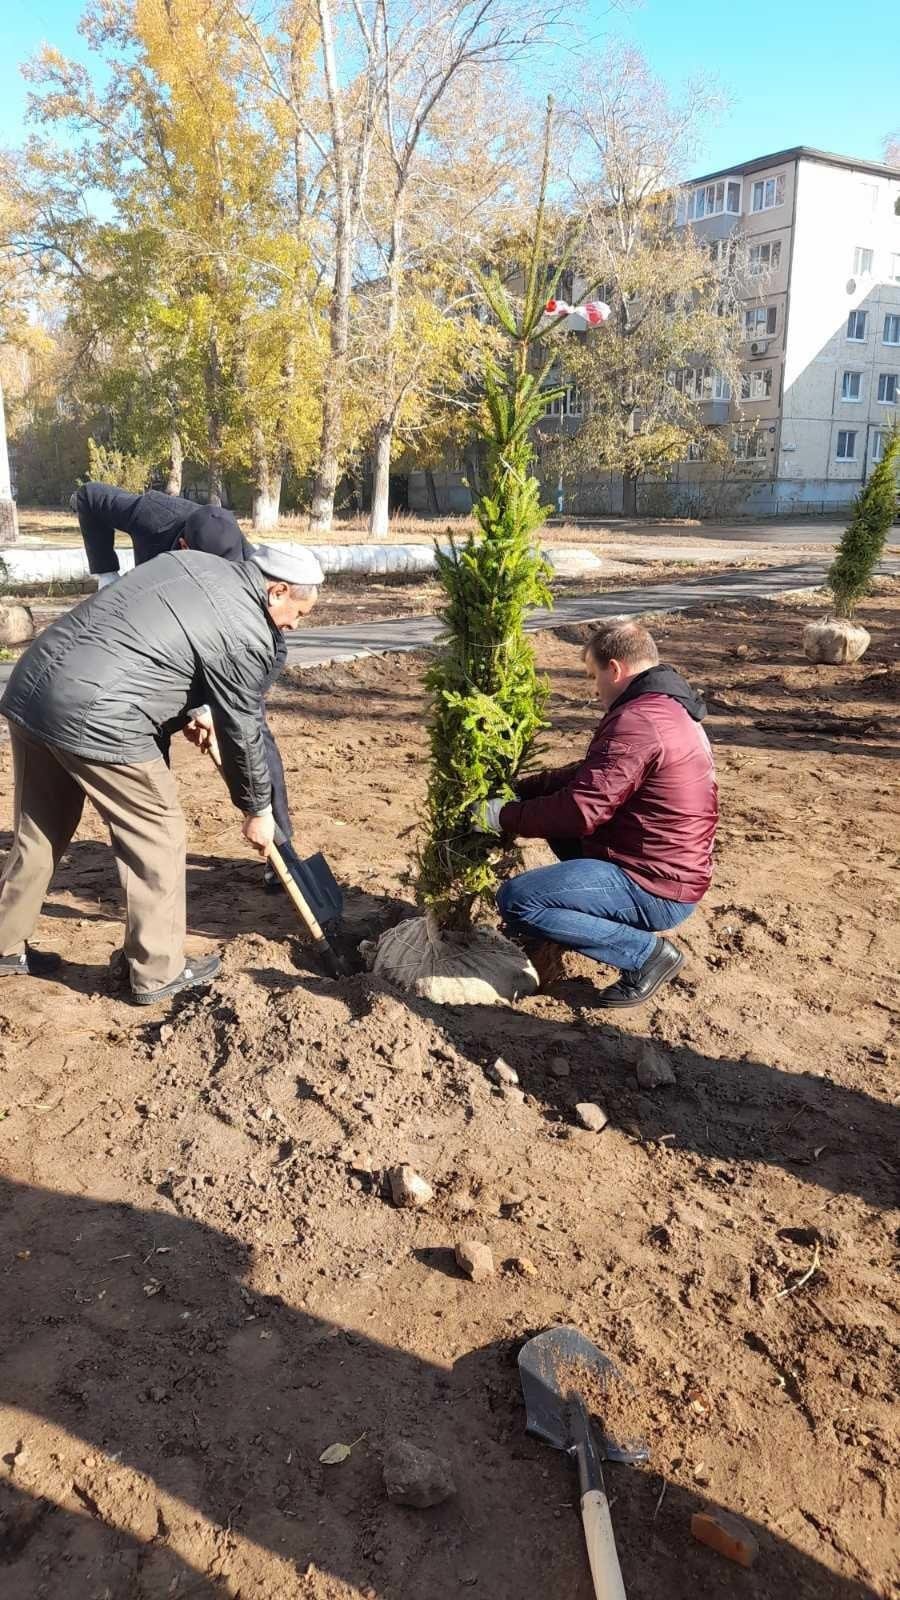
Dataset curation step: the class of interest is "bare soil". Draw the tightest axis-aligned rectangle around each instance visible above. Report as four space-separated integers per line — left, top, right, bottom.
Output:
0 590 898 1600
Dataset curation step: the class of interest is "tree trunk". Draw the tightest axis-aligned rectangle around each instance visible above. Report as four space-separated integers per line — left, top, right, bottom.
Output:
165 427 183 495
0 375 19 545
205 327 224 507
250 409 283 532
367 206 403 539
252 477 283 532
369 424 392 540
622 472 638 517
309 0 353 536
424 467 440 515
309 372 343 534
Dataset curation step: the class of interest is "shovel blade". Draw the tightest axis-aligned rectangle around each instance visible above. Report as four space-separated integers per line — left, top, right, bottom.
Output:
518 1325 648 1464
293 851 344 929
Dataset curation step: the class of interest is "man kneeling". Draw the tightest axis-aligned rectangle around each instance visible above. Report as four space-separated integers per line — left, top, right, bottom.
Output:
480 621 717 1008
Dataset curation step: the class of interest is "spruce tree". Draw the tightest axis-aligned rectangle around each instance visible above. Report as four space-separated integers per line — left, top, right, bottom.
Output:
828 428 899 618
417 106 573 930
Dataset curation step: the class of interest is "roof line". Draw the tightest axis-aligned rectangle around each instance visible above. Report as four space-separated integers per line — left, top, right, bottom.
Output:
689 145 900 186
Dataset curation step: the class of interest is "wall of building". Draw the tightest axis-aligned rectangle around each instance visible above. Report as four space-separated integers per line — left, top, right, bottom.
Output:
780 158 900 486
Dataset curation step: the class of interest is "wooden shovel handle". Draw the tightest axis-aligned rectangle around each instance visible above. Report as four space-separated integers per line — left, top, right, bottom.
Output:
265 841 326 943
203 739 325 947
581 1489 627 1600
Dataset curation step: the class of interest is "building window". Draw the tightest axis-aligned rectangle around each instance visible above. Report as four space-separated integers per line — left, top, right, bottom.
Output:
744 305 777 338
683 178 742 222
871 430 887 463
847 309 868 341
709 238 736 267
877 373 898 404
740 368 774 401
732 432 768 460
747 240 781 277
884 314 900 345
891 254 900 283
853 246 874 276
750 174 785 213
835 430 857 461
841 371 862 401
673 366 732 401
544 383 583 418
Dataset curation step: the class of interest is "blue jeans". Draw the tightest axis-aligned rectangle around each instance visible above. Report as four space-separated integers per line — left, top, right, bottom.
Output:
497 843 696 972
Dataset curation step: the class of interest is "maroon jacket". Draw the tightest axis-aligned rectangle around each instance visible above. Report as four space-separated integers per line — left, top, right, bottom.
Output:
499 666 718 903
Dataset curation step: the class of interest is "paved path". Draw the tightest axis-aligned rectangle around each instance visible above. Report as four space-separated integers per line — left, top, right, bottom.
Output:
1 558 895 685
280 558 898 670
559 517 900 550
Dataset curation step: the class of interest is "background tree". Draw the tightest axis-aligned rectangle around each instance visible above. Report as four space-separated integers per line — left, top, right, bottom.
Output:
559 45 742 514
15 0 323 521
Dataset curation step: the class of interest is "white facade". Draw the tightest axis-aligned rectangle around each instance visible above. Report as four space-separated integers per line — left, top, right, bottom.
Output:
675 146 900 512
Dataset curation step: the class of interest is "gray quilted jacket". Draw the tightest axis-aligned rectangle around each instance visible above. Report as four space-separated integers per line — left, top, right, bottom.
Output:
1 550 279 815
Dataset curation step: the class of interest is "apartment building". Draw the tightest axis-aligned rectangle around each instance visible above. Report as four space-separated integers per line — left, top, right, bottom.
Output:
672 146 900 514
409 144 900 518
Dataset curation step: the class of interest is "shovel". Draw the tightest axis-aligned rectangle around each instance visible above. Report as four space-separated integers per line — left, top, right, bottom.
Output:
204 739 353 979
518 1325 648 1600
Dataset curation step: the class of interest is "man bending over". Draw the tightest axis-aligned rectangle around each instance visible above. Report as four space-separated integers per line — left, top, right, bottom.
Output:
0 545 317 1004
71 480 310 893
478 621 718 1009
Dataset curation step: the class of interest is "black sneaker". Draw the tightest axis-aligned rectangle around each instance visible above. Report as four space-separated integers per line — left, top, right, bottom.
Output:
131 954 221 1006
595 939 684 1009
0 945 62 978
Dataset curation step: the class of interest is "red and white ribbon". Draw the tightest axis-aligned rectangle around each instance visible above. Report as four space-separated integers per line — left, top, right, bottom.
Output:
545 298 611 326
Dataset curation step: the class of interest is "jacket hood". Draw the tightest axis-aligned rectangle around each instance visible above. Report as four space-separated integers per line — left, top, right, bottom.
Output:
610 664 707 721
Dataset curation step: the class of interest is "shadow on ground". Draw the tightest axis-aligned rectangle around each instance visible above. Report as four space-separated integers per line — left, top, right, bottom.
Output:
0 1179 885 1599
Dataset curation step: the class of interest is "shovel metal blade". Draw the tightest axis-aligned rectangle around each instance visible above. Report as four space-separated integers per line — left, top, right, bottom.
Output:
518 1325 648 1465
292 851 344 930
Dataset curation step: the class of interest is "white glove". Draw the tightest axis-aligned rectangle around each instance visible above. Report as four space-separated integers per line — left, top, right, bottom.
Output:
470 797 506 836
96 571 118 590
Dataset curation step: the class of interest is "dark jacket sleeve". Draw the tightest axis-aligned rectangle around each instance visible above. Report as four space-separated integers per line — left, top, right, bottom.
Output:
200 648 274 816
500 717 658 840
75 483 141 574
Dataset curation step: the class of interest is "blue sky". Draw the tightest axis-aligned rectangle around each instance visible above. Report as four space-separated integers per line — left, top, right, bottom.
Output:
1 0 897 174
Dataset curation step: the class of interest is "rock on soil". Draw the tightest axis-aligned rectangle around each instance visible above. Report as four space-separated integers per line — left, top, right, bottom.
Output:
506 1256 539 1278
691 1509 759 1569
388 1165 433 1208
488 1057 519 1086
455 1240 494 1282
575 1102 609 1132
0 603 33 646
382 1438 456 1508
549 1056 570 1078
635 1041 677 1089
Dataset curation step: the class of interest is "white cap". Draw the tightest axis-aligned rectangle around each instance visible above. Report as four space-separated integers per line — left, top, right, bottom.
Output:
248 542 324 586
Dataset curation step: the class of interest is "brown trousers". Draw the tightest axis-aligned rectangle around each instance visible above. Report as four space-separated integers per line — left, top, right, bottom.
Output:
0 724 186 992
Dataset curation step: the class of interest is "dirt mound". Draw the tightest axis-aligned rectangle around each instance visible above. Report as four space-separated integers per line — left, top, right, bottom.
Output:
136 935 556 1292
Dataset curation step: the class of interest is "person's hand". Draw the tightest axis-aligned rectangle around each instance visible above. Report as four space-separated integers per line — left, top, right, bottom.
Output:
183 706 214 752
242 807 275 855
470 796 506 836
